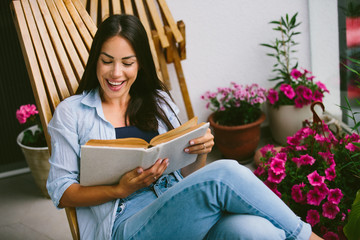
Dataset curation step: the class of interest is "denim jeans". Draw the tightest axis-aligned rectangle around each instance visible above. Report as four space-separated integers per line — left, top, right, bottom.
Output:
112 160 311 240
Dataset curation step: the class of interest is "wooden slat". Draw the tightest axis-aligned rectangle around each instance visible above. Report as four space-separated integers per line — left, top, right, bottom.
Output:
112 0 121 14
145 0 169 48
157 0 183 43
64 0 93 51
101 0 110 22
45 0 85 79
71 0 97 37
22 0 60 111
30 0 70 100
38 0 79 93
89 0 98 26
165 26 193 119
11 0 52 146
177 20 186 60
134 0 163 81
54 0 89 65
152 30 170 88
123 0 133 14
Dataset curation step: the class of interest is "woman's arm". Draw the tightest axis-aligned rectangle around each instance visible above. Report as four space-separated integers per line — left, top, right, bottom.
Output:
181 128 214 177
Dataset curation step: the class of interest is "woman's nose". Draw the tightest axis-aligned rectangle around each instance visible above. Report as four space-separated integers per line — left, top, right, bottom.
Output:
111 62 123 78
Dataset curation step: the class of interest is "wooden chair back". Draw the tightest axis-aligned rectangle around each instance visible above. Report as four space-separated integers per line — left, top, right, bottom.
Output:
11 0 192 239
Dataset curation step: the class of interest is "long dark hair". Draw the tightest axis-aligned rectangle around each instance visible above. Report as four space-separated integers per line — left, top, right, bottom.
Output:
76 14 176 131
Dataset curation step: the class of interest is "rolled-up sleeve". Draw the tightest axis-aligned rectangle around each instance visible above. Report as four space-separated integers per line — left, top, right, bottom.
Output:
46 100 81 208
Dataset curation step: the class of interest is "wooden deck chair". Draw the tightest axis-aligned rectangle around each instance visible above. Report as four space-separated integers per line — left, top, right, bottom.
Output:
10 0 192 239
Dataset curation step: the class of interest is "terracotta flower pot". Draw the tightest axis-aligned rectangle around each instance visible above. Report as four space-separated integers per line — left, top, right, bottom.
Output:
17 125 50 198
208 112 266 164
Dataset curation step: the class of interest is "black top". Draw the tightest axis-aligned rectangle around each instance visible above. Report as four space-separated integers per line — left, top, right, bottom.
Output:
115 126 158 143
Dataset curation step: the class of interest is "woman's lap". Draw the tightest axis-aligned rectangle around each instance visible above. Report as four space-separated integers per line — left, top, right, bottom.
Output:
112 160 311 240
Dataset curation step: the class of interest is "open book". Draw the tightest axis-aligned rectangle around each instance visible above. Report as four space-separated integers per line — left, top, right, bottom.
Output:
80 117 209 186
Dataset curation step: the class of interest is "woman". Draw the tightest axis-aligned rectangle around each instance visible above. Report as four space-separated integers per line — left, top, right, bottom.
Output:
47 14 321 240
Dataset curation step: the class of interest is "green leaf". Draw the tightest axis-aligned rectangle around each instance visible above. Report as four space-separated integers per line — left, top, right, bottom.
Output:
344 190 360 240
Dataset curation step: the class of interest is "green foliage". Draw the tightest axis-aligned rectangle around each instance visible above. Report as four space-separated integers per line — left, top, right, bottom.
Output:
261 12 301 88
344 190 360 240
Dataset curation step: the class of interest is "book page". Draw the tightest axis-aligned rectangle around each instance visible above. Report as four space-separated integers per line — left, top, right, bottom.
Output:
85 138 149 148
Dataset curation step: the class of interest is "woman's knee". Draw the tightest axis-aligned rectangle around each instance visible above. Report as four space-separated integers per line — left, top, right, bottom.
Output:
207 159 254 179
205 214 285 240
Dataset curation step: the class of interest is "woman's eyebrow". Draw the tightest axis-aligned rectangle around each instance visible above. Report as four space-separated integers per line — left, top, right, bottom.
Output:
100 52 136 60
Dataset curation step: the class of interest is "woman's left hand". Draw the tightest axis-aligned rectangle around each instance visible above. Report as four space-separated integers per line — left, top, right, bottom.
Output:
184 128 214 155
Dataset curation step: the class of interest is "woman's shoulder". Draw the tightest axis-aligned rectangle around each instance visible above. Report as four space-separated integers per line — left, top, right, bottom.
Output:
156 90 179 114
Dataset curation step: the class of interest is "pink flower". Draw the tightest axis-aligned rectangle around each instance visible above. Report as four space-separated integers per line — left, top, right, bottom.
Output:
267 168 286 184
316 81 329 93
300 154 316 165
312 90 324 102
287 136 301 146
325 166 336 181
254 166 265 177
291 69 303 79
280 84 296 99
270 157 285 175
308 171 325 186
275 152 287 161
291 183 306 203
322 201 340 219
328 189 343 204
323 231 339 240
16 104 38 124
345 142 359 152
259 144 277 157
318 152 335 165
295 86 313 100
306 209 320 227
314 183 329 197
294 96 307 108
267 89 279 104
307 188 326 206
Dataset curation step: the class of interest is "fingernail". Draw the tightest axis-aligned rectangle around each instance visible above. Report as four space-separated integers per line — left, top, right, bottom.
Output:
184 148 189 153
190 141 194 145
137 168 143 174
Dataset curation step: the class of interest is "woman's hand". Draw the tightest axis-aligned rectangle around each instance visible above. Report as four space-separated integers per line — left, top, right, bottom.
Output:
184 128 214 155
114 158 169 198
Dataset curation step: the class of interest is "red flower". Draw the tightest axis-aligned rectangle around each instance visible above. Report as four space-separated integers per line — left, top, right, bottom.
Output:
328 189 343 205
306 209 320 227
322 202 340 220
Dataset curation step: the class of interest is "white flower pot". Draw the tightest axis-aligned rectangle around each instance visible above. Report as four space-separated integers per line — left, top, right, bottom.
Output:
268 104 312 145
17 125 50 198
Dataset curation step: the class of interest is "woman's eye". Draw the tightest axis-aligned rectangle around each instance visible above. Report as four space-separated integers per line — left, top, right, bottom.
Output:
123 62 134 67
101 59 112 64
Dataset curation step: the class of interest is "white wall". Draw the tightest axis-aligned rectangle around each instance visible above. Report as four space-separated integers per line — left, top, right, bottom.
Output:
166 0 341 124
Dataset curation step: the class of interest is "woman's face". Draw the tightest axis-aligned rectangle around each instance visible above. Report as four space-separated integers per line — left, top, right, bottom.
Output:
97 35 139 102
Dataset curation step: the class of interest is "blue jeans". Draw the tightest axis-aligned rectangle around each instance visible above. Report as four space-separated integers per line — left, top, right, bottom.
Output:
112 160 311 240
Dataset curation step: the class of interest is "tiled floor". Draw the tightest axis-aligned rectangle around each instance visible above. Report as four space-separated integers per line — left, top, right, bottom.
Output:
0 144 260 240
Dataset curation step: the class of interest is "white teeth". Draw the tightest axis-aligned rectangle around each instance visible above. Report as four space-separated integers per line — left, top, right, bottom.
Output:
108 80 124 86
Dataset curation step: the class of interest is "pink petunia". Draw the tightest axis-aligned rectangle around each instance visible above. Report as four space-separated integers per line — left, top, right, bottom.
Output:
280 84 296 99
270 157 286 175
306 209 320 227
325 166 336 181
291 183 306 203
345 143 359 152
275 152 287 161
323 231 338 240
312 90 324 102
322 201 340 219
267 168 286 184
267 89 279 104
308 171 325 186
300 154 316 165
294 96 308 108
307 188 326 206
291 69 303 79
314 183 329 197
16 104 38 124
287 136 301 146
328 189 343 205
259 144 277 157
316 81 330 93
295 86 313 100
253 166 265 177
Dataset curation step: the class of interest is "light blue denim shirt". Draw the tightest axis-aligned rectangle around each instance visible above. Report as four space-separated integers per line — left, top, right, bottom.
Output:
46 88 180 240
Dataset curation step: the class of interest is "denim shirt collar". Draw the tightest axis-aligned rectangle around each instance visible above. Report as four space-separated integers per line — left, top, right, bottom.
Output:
80 88 109 124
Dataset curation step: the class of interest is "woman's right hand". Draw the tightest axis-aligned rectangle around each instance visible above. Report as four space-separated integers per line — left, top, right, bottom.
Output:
114 158 169 198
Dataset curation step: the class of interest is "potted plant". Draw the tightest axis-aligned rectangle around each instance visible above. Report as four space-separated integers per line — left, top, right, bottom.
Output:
201 82 267 164
261 12 329 145
254 101 360 239
16 104 50 198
